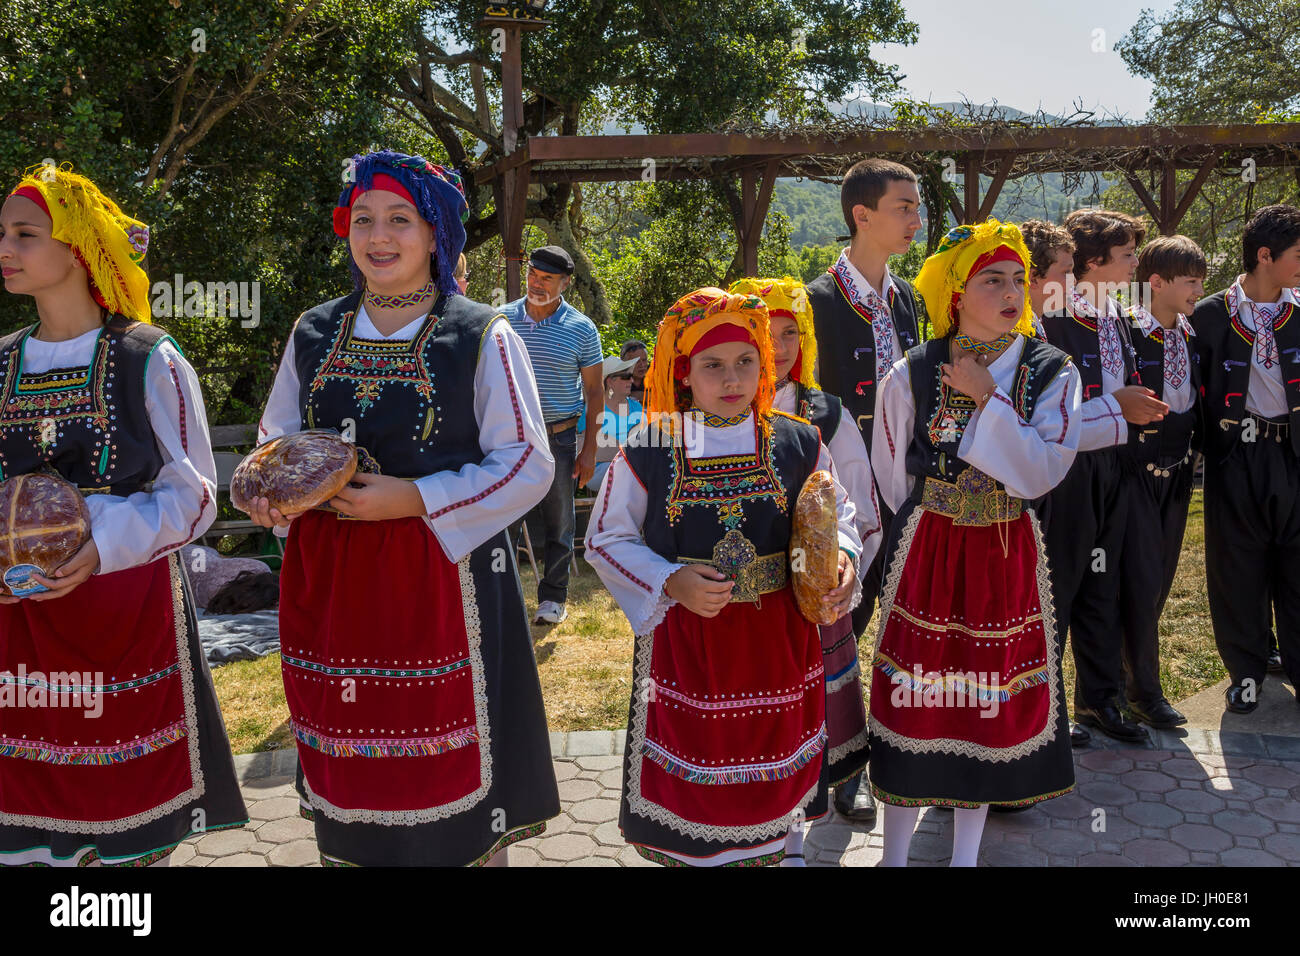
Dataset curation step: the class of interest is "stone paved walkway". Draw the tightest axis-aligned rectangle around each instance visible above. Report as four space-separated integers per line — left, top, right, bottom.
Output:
176 727 1300 866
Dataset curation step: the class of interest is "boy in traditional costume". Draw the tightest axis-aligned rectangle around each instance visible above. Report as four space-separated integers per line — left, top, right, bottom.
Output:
585 287 862 866
0 165 246 865
247 150 560 865
869 221 1082 866
1115 236 1207 729
1192 204 1300 713
731 276 882 816
1040 210 1168 743
805 157 924 821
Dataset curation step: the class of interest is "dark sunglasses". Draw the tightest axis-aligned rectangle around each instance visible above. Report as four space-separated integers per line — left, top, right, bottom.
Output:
610 372 634 381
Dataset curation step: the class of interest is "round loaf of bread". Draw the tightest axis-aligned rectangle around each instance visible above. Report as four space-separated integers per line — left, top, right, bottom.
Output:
0 473 92 597
230 430 358 515
790 469 840 624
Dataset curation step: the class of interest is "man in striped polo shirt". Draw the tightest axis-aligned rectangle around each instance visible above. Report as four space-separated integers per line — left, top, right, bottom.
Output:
506 245 604 624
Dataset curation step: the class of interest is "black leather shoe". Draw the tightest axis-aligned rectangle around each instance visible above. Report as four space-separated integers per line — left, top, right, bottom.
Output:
1075 703 1149 743
1267 650 1284 674
1128 698 1188 729
1070 722 1091 748
833 769 877 825
1225 683 1260 714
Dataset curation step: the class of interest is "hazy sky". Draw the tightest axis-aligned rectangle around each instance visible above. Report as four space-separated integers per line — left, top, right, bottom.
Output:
871 0 1182 121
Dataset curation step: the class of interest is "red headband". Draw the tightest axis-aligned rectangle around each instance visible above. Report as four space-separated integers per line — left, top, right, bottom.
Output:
951 244 1024 321
967 244 1023 280
7 184 108 310
332 173 419 237
673 323 757 381
8 185 50 218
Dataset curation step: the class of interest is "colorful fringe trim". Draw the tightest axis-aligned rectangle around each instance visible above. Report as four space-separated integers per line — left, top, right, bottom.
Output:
291 721 478 758
0 721 186 765
640 728 826 785
870 781 1076 809
873 653 1049 703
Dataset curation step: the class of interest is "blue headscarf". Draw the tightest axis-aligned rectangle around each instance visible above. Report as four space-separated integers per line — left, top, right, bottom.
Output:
333 149 469 297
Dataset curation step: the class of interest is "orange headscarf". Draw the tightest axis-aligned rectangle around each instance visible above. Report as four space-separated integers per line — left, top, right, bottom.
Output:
644 287 776 436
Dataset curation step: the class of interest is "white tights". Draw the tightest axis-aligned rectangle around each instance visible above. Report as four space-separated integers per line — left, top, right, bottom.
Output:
881 804 989 867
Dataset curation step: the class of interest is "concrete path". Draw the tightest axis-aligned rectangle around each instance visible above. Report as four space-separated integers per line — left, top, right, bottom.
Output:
175 725 1300 867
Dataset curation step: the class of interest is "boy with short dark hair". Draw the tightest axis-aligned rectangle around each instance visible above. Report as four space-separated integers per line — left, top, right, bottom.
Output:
1040 209 1170 743
1021 219 1075 337
805 157 925 821
1192 203 1300 714
1118 235 1207 728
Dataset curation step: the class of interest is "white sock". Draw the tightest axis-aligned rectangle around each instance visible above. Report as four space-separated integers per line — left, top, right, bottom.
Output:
881 805 920 867
780 822 807 867
951 805 989 867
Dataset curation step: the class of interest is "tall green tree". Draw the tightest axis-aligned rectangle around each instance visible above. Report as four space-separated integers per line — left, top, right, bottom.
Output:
0 0 425 422
403 0 918 321
1115 0 1300 287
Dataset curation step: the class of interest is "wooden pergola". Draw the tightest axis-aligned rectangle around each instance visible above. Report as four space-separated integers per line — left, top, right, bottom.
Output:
473 16 1300 299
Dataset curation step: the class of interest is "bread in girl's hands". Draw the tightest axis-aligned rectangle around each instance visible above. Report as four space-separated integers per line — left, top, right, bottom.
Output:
0 473 92 597
790 469 839 624
230 430 358 516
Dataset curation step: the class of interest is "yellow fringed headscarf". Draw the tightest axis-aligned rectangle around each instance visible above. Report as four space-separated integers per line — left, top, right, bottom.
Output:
913 219 1036 339
728 276 819 389
7 164 152 323
644 287 776 436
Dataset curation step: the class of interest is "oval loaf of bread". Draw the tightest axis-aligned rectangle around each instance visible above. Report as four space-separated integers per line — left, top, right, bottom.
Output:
230 430 358 515
790 469 839 624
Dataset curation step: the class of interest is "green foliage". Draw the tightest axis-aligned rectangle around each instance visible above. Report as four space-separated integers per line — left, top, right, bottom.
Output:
0 0 426 424
1115 0 1300 287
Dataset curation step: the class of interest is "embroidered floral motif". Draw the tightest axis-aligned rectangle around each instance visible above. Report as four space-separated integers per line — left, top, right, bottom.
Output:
308 310 439 415
665 419 786 528
830 252 896 381
0 331 112 439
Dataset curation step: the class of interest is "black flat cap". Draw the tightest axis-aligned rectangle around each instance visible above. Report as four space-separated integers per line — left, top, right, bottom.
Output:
529 245 574 275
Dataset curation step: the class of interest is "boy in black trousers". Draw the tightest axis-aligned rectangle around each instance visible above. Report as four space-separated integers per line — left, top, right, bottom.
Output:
1192 204 1300 713
1119 236 1206 728
806 158 924 820
1041 209 1169 743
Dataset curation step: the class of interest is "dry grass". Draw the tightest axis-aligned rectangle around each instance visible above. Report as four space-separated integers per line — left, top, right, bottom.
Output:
212 496 1223 753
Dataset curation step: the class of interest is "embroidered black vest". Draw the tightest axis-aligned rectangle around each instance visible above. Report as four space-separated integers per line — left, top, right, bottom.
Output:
1122 310 1202 465
793 382 841 445
0 317 168 493
904 335 1071 501
807 270 923 451
621 412 821 567
293 291 500 476
1040 302 1140 403
1191 290 1300 458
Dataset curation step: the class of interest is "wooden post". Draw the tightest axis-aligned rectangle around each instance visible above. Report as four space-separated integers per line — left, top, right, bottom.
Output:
501 23 525 300
963 156 980 226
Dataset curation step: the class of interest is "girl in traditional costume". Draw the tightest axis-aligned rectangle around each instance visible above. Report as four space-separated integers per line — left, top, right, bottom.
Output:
730 276 882 811
0 165 246 866
585 287 863 866
248 150 560 866
868 221 1083 866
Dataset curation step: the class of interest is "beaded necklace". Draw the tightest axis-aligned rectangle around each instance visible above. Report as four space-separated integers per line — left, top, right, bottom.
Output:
954 330 1016 355
690 405 750 428
365 280 435 310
